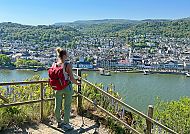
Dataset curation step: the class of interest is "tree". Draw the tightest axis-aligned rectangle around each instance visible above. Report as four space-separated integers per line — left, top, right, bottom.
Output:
14 58 43 68
0 54 11 66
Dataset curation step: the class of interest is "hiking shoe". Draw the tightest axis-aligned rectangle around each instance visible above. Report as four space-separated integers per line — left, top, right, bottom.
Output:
62 123 74 131
57 119 64 128
57 122 63 128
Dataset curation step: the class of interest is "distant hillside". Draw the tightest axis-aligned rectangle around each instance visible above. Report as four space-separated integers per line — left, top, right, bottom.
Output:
54 18 190 38
119 18 190 38
0 17 189 44
141 19 170 22
0 22 81 43
54 19 140 25
54 19 141 36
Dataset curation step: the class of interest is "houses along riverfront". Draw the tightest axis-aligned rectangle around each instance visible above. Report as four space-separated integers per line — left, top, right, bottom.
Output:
1 34 190 74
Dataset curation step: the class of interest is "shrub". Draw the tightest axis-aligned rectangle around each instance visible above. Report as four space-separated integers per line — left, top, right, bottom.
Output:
154 97 190 134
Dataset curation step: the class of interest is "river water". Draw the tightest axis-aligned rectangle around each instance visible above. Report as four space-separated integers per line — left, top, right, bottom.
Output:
0 69 190 113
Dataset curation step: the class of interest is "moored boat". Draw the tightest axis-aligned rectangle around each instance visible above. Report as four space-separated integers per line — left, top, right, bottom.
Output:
34 67 45 72
143 70 150 75
99 68 105 75
99 68 111 76
104 70 111 76
186 72 190 77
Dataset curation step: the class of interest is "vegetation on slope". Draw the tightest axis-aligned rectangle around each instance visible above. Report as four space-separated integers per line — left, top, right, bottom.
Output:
1 18 189 46
0 22 81 44
55 18 190 38
119 19 190 38
154 97 190 134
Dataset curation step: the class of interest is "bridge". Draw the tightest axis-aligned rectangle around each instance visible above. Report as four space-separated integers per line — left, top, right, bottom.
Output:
0 69 178 134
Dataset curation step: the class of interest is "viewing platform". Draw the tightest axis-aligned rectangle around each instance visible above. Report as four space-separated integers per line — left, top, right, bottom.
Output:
0 69 178 134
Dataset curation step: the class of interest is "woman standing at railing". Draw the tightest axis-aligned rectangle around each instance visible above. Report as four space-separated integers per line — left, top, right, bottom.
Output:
51 47 81 131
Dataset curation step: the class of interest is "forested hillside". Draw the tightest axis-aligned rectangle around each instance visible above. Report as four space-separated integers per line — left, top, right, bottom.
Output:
56 18 190 38
119 18 190 38
0 18 190 45
0 22 81 43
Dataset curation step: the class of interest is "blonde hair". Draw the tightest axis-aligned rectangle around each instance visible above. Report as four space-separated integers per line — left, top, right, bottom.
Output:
56 47 67 59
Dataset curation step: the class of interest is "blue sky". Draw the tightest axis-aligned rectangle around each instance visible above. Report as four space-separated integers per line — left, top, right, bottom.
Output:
0 0 189 25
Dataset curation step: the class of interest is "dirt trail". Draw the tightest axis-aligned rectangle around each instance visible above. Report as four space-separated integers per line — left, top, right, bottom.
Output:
1 115 110 134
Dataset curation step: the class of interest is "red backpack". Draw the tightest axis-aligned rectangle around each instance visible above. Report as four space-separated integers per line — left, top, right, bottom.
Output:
48 63 69 90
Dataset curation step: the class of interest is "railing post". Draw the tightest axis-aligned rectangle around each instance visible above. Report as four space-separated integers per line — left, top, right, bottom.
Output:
40 83 44 121
77 69 82 115
146 105 154 134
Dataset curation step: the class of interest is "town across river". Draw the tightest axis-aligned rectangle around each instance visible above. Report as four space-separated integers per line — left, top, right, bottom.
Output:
0 69 190 112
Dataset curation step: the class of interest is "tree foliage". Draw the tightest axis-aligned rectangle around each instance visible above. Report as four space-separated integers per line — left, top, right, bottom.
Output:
0 54 11 66
14 58 43 68
119 19 190 38
0 22 81 44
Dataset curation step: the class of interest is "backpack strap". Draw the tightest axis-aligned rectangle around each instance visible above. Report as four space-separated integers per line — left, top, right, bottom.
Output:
51 62 56 67
64 62 69 73
53 61 69 72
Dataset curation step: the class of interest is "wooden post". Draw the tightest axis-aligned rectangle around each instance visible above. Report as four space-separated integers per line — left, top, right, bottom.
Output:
40 83 44 121
77 69 82 115
146 105 154 134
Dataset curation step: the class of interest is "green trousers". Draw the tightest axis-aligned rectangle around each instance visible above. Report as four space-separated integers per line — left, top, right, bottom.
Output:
54 84 74 124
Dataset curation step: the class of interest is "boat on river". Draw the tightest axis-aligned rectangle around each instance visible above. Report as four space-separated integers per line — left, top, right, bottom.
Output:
99 68 111 76
33 67 45 72
143 70 150 75
104 70 111 76
186 72 190 77
99 68 104 75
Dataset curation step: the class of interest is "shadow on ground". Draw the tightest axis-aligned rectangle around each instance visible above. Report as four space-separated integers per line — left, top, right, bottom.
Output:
0 122 39 134
0 119 100 134
43 121 98 134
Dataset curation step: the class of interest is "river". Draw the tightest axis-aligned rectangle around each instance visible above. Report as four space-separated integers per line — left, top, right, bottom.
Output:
0 69 190 113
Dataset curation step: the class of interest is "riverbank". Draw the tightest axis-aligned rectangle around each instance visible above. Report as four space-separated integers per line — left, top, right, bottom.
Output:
0 66 47 71
76 68 190 76
1 67 189 76
122 70 188 75
108 69 189 76
0 66 15 70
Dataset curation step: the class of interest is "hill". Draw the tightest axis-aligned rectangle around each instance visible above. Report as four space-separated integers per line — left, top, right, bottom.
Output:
54 19 140 25
54 19 140 36
0 17 190 45
0 22 81 44
119 18 190 38
54 18 190 38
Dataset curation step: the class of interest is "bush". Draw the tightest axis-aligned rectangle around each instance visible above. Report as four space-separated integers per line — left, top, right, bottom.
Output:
154 97 190 134
0 75 54 130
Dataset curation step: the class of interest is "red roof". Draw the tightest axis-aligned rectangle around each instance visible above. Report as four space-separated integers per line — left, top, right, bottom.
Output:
118 59 129 64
